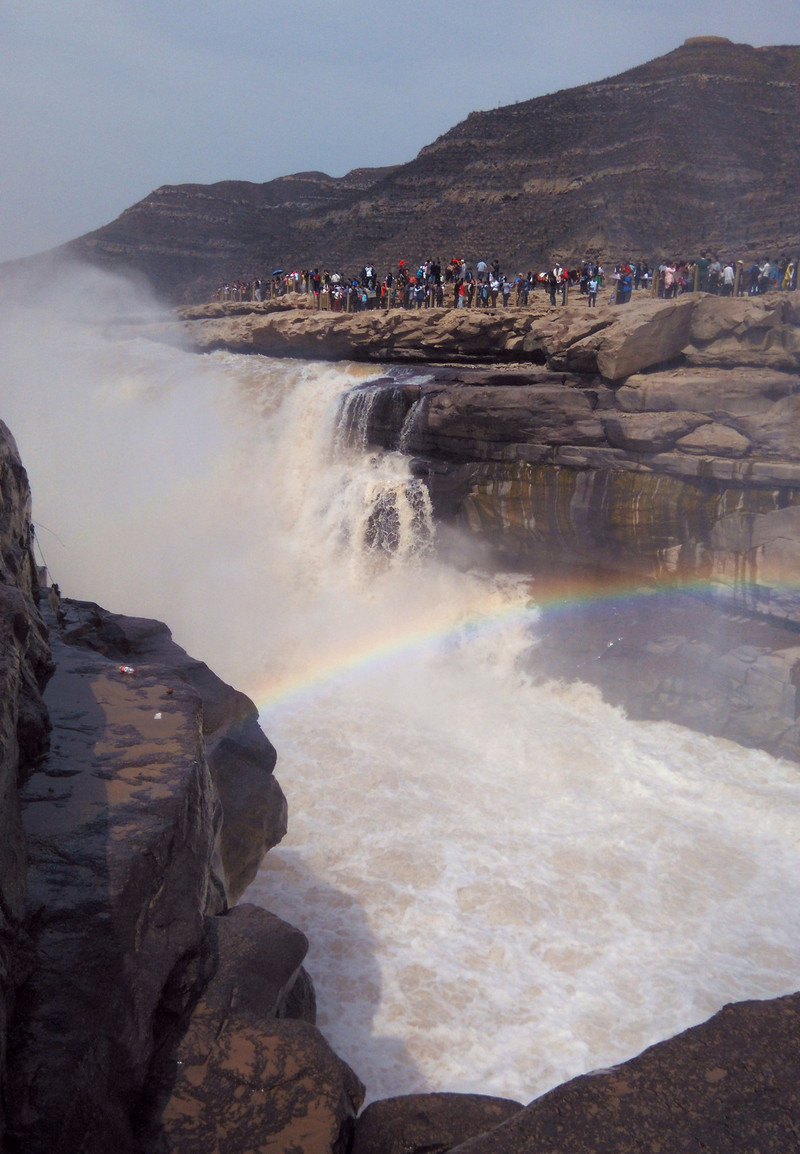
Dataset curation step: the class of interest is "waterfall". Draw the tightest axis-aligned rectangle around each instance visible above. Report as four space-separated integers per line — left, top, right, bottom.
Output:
1 274 799 1110
397 390 432 453
333 381 435 561
335 382 386 451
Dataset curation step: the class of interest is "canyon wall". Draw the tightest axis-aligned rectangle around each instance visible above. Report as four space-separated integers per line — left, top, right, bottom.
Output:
0 421 52 1145
359 298 800 760
181 293 800 625
19 39 800 301
177 291 800 761
0 421 362 1152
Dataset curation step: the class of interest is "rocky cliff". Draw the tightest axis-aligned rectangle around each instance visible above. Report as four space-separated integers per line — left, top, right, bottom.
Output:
178 295 800 608
0 422 362 1152
0 421 52 1145
376 295 800 761
8 38 800 301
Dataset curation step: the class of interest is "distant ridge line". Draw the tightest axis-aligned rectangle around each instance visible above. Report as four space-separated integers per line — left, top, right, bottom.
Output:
5 38 800 302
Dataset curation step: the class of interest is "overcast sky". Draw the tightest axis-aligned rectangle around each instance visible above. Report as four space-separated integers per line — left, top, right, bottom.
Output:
2 0 800 263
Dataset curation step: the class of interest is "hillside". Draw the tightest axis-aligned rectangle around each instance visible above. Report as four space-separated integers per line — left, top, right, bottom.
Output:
15 37 800 300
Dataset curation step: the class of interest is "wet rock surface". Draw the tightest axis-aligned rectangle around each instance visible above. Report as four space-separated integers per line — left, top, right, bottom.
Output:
1 591 356 1154
351 1093 524 1154
0 413 360 1152
7 604 217 1152
446 993 800 1154
56 601 288 908
140 905 363 1154
148 1016 363 1154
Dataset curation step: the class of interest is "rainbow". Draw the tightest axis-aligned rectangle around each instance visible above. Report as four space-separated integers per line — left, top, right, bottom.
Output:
254 588 539 717
253 572 785 719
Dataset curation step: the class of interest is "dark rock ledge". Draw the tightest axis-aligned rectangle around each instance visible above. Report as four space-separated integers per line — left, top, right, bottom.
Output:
7 595 365 1154
0 420 362 1152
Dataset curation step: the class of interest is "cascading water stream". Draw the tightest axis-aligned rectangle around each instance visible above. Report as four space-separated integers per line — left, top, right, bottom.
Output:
333 383 434 562
1 274 799 1109
397 390 432 454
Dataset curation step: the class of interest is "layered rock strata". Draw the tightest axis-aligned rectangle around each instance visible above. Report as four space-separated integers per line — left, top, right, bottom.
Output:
180 288 800 373
269 294 800 618
177 292 800 758
21 39 800 301
399 365 800 621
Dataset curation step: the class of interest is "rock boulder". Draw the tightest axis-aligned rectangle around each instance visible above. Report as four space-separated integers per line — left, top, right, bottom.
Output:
139 904 363 1153
601 410 710 453
675 422 751 457
447 994 800 1153
52 601 287 908
351 1093 524 1154
686 294 800 371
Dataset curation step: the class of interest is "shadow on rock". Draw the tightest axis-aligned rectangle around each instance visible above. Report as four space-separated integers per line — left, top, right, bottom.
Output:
527 582 800 762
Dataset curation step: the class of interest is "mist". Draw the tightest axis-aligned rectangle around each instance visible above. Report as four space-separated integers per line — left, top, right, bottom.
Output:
3 265 800 1106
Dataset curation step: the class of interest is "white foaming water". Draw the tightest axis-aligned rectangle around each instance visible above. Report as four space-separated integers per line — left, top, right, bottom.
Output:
2 270 799 1107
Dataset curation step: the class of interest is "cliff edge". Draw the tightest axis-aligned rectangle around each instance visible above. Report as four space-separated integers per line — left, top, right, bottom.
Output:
0 421 362 1152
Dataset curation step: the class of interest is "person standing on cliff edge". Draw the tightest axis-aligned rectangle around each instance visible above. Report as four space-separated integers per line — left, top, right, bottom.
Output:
547 268 558 306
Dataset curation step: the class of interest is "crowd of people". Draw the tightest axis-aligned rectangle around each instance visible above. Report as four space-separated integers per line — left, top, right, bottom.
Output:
211 252 800 310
